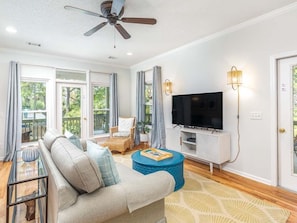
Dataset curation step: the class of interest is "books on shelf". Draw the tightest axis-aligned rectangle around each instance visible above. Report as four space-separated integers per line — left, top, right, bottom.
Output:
140 148 173 161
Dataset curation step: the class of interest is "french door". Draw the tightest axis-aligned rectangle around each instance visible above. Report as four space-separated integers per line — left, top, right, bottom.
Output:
56 83 87 138
278 56 297 192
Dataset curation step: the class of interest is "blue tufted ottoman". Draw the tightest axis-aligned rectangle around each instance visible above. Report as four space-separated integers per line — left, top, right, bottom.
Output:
132 149 184 191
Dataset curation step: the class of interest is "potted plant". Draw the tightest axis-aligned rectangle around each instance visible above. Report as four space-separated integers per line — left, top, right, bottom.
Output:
137 121 150 142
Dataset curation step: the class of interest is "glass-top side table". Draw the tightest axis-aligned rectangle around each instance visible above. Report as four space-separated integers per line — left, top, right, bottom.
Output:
6 149 48 223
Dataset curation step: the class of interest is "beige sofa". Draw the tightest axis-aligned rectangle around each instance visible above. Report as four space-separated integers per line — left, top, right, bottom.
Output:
39 129 175 223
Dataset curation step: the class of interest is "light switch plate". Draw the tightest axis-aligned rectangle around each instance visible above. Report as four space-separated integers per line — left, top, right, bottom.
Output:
250 111 262 120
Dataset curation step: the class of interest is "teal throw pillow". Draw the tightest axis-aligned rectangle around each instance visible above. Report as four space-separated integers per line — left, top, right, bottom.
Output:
86 141 120 186
65 130 83 150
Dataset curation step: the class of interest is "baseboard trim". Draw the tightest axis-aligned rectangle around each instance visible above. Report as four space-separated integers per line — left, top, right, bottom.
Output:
0 156 4 161
223 166 272 186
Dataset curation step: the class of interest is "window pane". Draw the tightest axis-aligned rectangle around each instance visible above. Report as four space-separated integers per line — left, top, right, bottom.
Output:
56 70 86 81
62 87 81 137
93 86 110 135
145 84 152 124
21 82 47 142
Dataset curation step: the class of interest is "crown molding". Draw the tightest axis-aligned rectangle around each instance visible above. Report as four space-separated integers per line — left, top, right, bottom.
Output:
131 2 297 69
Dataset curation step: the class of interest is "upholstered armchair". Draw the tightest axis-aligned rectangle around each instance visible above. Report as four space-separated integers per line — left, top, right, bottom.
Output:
103 117 136 154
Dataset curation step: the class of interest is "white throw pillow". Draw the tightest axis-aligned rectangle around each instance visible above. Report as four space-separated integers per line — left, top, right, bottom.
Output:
51 137 104 193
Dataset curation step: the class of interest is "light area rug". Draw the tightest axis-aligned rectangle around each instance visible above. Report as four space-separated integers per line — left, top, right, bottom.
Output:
113 152 290 223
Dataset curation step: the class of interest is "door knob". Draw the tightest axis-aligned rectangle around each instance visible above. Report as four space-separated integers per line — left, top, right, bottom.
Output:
279 128 286 133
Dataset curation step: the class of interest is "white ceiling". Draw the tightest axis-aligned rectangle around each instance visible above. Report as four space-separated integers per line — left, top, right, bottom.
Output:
0 0 296 67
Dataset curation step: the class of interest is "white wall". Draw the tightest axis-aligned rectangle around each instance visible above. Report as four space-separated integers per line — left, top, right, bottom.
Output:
130 6 297 184
0 49 131 159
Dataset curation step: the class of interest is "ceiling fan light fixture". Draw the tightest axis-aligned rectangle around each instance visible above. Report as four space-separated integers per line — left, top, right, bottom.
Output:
64 0 157 40
126 52 133 56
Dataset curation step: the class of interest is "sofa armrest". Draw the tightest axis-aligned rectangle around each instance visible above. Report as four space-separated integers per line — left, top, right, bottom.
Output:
58 185 128 223
121 171 175 212
57 171 175 223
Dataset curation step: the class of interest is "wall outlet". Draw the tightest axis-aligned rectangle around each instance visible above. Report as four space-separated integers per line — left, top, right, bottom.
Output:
250 111 262 120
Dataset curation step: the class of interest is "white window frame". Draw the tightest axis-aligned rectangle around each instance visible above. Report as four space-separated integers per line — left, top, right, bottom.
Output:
20 65 55 144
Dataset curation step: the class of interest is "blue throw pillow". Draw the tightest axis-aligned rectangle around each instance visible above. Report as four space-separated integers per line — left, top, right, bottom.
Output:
86 141 120 186
68 135 83 150
65 130 83 150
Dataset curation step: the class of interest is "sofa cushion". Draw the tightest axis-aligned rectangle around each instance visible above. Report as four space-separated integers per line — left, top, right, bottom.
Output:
87 141 120 186
51 137 104 193
113 131 130 137
43 128 65 151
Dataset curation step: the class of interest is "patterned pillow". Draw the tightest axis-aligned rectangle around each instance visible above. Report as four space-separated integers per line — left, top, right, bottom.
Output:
118 117 134 132
86 141 120 186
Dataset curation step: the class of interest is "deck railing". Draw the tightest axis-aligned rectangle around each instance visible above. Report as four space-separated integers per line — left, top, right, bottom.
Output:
22 112 110 142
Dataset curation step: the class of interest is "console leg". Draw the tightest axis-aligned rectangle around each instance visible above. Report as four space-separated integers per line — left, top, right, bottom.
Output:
25 199 35 221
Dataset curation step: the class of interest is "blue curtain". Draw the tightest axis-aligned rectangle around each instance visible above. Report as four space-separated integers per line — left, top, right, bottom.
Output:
4 61 22 161
151 66 166 148
110 73 119 127
135 71 145 145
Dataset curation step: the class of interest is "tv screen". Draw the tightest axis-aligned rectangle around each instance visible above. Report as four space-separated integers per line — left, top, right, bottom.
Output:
172 92 223 129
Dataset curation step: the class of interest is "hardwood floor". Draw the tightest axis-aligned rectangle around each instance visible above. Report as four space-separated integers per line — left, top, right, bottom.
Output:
1 151 297 222
184 158 297 223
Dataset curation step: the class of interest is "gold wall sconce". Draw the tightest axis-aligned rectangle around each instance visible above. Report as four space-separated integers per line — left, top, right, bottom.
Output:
227 65 243 163
227 66 242 90
164 79 172 95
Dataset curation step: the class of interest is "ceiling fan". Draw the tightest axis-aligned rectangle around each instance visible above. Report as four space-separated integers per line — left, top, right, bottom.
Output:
64 0 157 39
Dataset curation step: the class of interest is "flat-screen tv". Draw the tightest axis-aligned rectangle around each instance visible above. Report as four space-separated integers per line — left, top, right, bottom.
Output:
172 92 223 130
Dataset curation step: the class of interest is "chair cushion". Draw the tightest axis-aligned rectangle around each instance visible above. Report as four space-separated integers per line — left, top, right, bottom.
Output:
43 128 65 151
113 131 130 137
86 141 120 186
118 117 134 132
51 137 104 193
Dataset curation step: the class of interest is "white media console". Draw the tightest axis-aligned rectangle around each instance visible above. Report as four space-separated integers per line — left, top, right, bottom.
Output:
180 128 231 173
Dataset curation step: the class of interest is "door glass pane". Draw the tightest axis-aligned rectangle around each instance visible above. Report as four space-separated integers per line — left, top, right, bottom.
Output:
293 65 297 174
62 87 81 137
21 82 47 142
93 86 110 135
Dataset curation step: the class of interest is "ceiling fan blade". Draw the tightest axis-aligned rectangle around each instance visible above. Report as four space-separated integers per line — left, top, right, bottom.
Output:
111 0 125 16
121 17 157 25
84 22 108 36
64 5 105 18
115 24 131 39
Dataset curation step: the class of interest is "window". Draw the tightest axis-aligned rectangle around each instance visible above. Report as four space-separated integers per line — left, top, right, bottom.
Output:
21 81 47 142
144 83 152 124
144 70 153 124
92 85 110 135
20 65 112 143
90 72 111 136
